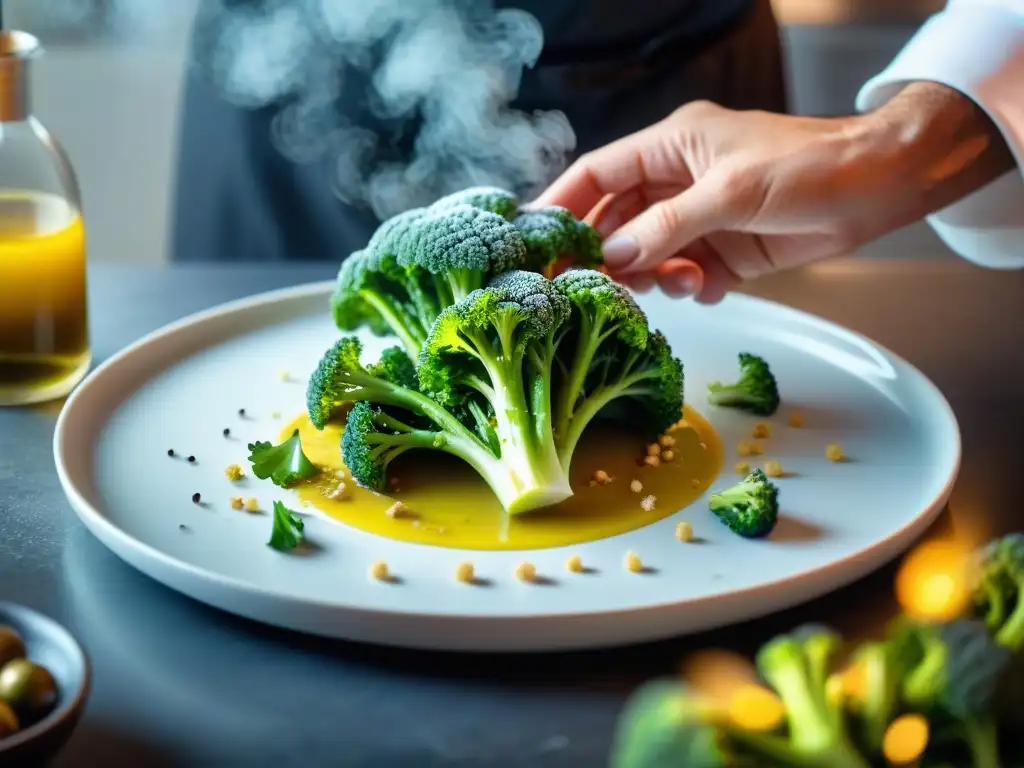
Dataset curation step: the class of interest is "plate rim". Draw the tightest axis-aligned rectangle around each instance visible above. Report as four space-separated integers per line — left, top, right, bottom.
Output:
53 279 962 646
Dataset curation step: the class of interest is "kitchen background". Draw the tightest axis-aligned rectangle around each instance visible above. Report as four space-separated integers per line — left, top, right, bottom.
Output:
6 0 952 265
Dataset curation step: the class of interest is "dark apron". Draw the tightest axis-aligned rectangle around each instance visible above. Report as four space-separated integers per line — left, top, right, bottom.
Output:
171 0 786 263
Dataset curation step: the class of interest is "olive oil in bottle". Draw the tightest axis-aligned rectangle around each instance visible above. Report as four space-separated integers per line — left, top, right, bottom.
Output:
0 31 90 406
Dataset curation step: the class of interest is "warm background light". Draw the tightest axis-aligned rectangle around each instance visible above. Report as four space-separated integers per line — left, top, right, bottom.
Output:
882 713 930 765
895 537 976 622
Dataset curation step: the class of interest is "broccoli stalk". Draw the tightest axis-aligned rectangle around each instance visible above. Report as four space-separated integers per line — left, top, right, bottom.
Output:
841 640 902 755
707 353 780 416
890 618 1010 768
708 470 780 538
550 269 683 471
973 533 1024 652
755 627 871 768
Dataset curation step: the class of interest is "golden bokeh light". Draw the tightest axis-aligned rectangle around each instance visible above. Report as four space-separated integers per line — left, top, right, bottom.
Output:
895 537 975 622
882 713 930 765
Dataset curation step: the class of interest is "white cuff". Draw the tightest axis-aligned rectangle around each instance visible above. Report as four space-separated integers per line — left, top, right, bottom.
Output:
856 1 1024 269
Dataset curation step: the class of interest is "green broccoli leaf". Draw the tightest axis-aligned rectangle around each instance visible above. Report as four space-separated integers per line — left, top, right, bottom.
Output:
268 501 305 552
247 429 320 488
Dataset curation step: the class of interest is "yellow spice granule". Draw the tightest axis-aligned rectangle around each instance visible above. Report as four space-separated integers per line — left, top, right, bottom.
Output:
593 469 612 485
659 435 676 448
690 478 701 488
244 497 259 512
735 461 750 475
624 551 644 573
826 443 844 462
788 412 804 428
455 561 475 584
368 560 390 581
737 440 763 457
278 370 292 382
699 441 708 451
643 455 661 469
752 422 771 439
646 443 661 457
224 464 245 481
662 449 675 462
230 496 244 510
675 521 694 542
566 554 584 573
629 479 643 493
640 495 656 512
271 411 282 420
515 561 537 582
764 460 784 478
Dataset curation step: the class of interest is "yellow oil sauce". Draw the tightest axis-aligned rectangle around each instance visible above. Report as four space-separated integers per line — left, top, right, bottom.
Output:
285 405 723 551
0 191 89 403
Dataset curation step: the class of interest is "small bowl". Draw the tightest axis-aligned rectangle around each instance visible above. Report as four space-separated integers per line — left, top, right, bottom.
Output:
0 602 90 765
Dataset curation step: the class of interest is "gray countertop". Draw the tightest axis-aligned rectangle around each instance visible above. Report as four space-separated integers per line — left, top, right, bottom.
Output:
2 259 1021 767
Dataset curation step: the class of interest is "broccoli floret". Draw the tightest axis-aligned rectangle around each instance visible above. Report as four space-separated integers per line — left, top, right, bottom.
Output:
391 204 528 304
429 186 519 220
708 469 779 539
841 640 902 755
246 429 320 488
550 269 684 471
973 533 1024 652
267 501 305 552
512 206 603 272
756 626 871 768
309 329 572 514
889 618 1010 768
707 353 780 416
417 271 573 513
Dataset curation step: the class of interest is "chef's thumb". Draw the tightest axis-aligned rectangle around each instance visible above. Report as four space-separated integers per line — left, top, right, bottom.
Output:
601 181 736 274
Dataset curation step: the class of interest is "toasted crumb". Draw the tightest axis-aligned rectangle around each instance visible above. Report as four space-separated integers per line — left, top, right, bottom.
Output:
643 455 661 468
624 551 643 573
661 449 675 462
278 370 292 382
735 461 750 475
659 435 676 448
675 521 694 542
230 496 244 510
566 554 584 573
629 479 643 493
368 560 390 581
764 460 784 478
385 501 414 519
699 441 708 450
455 561 475 583
244 497 259 512
690 478 701 488
224 463 245 481
515 561 537 582
640 495 657 512
646 443 662 457
593 469 612 485
788 412 804 428
325 483 349 501
737 440 764 457
752 422 771 439
826 443 844 462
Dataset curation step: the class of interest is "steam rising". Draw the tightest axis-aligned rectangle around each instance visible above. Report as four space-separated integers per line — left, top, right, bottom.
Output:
23 0 577 219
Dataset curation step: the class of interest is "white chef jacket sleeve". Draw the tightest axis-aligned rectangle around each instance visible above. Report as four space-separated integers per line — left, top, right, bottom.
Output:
856 0 1024 268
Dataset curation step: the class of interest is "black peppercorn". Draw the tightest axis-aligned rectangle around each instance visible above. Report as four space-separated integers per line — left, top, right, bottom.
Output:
187 455 196 463
167 449 175 457
223 428 230 437
192 493 201 504
238 408 246 417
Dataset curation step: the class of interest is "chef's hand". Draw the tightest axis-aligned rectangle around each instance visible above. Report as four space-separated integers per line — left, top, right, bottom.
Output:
535 82 1013 303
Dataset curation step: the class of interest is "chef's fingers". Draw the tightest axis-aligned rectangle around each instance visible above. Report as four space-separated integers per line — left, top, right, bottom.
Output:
589 185 683 237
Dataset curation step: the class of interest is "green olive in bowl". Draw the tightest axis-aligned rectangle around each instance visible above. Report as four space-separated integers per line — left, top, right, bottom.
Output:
0 627 25 669
0 701 17 738
0 659 57 720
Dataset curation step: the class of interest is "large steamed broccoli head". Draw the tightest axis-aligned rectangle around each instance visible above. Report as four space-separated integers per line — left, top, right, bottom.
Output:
513 206 604 271
428 186 519 220
330 250 412 337
708 469 779 539
707 352 780 416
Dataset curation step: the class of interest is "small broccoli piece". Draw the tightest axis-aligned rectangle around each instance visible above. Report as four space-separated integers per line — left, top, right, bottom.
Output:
550 269 684 471
972 533 1024 652
512 206 603 272
841 640 903 755
267 501 305 552
756 626 871 768
428 186 519 220
889 618 1010 768
610 680 733 768
708 470 779 539
246 429 320 488
390 204 528 304
707 353 780 416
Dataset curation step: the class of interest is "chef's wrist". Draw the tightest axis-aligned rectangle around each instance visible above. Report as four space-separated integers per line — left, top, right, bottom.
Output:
857 81 1015 218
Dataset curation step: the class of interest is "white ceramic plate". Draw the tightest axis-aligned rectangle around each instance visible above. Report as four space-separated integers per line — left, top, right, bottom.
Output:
54 282 959 652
